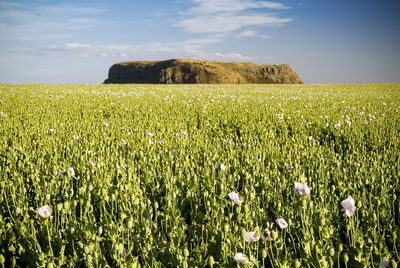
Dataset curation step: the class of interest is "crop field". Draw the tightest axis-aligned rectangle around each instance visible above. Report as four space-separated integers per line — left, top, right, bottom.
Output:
0 83 399 267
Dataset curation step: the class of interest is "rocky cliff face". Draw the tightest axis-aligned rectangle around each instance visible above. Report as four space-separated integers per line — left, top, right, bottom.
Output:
104 59 303 84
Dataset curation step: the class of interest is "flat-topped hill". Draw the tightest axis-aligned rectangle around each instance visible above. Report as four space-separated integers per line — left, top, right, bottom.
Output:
103 59 303 84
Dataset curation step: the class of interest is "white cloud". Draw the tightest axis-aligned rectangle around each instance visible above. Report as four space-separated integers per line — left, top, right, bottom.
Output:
176 0 291 34
235 30 256 39
213 52 254 61
16 38 255 63
0 3 103 42
186 0 289 15
66 43 91 48
177 14 291 34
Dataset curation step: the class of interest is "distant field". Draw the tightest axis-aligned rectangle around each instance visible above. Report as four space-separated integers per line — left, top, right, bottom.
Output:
0 84 399 267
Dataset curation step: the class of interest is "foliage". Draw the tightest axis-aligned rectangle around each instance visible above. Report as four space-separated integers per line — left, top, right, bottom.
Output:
0 83 399 267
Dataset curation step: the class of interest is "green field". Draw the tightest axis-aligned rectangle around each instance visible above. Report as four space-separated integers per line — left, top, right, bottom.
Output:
0 84 399 267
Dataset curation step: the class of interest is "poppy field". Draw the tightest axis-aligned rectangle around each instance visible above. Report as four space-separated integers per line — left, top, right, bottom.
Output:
0 83 399 267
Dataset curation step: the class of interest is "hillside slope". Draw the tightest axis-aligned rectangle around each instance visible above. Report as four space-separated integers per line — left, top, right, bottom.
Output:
104 59 303 84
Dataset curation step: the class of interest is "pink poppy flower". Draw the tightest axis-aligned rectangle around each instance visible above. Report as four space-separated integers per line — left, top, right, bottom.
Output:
261 228 273 241
341 196 356 217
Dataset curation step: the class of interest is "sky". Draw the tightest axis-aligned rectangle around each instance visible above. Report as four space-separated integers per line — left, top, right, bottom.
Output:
0 0 399 84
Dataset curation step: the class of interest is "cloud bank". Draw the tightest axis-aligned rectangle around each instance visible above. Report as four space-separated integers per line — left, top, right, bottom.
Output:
176 0 291 34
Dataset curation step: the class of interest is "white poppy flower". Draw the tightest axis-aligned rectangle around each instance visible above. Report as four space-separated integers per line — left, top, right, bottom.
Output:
215 163 226 171
234 253 248 265
67 167 75 177
228 192 243 205
294 182 310 196
244 231 260 242
379 259 391 268
37 205 51 218
276 218 288 229
177 131 187 136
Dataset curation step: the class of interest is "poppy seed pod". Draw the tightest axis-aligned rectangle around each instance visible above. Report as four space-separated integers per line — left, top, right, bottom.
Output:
272 230 279 240
183 248 189 258
262 250 267 259
224 224 229 233
208 256 214 267
343 254 349 263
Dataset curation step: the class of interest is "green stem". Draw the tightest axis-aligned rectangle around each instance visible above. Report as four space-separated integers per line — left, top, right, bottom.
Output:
3 189 16 223
337 253 340 268
394 238 400 259
288 232 297 255
46 221 54 259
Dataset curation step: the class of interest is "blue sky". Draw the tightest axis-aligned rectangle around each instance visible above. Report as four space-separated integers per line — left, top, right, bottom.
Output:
0 0 399 83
